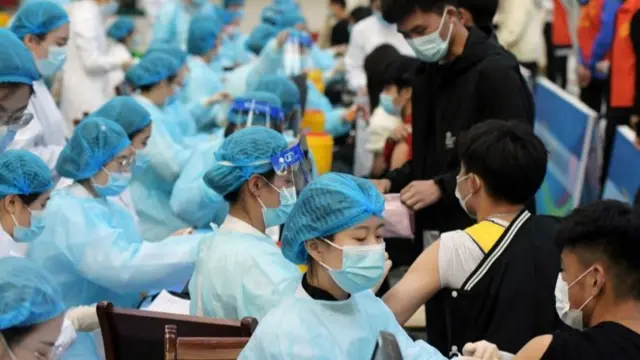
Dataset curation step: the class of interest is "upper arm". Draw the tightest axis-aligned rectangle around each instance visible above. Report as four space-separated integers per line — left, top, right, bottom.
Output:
514 335 553 360
478 61 533 122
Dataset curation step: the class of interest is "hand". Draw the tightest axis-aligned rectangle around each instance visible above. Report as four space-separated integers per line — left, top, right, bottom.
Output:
276 30 290 48
372 252 392 293
595 60 610 75
400 180 441 211
205 91 232 107
66 305 99 332
390 124 412 141
462 341 501 360
343 104 367 123
172 228 194 236
121 59 135 71
577 64 591 88
370 179 391 194
630 114 640 129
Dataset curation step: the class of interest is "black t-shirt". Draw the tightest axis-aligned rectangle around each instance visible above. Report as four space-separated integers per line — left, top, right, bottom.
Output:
542 322 640 360
330 20 350 46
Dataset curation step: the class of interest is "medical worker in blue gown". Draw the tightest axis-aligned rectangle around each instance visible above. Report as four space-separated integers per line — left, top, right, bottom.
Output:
214 0 253 71
92 96 153 228
183 13 232 132
239 173 447 360
26 117 200 360
125 53 195 241
189 126 314 320
152 0 212 49
171 91 285 230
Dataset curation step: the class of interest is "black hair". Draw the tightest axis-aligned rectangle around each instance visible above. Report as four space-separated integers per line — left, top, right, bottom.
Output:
17 192 42 207
381 65 414 89
1 325 34 346
458 0 498 31
381 0 457 24
350 6 373 24
555 200 640 300
457 120 547 205
222 169 277 204
137 75 177 92
330 0 347 8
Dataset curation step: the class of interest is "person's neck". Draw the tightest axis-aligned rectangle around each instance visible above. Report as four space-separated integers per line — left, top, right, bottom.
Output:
444 25 469 62
141 90 166 107
475 200 523 223
228 202 266 234
200 53 213 64
590 298 640 332
307 266 350 300
335 9 347 21
79 181 99 198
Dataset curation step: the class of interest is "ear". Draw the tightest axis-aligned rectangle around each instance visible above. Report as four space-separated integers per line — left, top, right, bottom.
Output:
246 174 264 197
457 8 473 25
304 238 324 261
2 195 17 214
592 264 606 293
23 34 40 51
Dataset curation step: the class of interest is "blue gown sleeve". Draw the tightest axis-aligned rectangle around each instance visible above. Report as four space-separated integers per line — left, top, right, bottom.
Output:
144 109 192 183
310 45 337 72
244 39 285 90
184 59 226 129
306 82 351 137
588 0 622 72
152 3 178 46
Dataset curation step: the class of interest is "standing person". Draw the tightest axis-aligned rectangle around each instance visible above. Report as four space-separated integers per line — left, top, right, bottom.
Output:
550 0 573 88
328 0 351 47
345 0 414 92
105 17 136 98
152 0 211 50
60 0 132 135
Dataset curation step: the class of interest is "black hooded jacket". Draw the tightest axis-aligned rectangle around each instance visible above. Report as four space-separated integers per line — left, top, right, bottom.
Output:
385 26 534 242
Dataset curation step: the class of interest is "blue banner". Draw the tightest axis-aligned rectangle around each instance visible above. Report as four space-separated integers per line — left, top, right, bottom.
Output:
534 78 597 216
603 126 640 203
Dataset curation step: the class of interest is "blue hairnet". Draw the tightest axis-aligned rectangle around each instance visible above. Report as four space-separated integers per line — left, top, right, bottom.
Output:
204 127 288 196
187 13 222 56
0 150 54 198
126 52 179 88
0 257 65 330
228 91 283 126
10 0 69 40
92 96 152 135
106 17 135 41
251 75 300 115
0 29 40 85
245 23 278 55
224 0 244 6
282 173 385 264
56 117 131 180
260 5 280 26
145 43 188 68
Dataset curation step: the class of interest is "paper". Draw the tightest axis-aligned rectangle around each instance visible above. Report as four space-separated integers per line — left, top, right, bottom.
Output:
144 290 191 315
382 194 414 239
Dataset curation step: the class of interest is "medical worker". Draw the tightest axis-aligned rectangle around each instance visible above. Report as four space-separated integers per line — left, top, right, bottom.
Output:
105 17 136 98
27 117 199 359
0 150 53 258
0 29 40 152
126 53 193 241
0 257 66 359
240 173 446 360
91 96 152 227
8 1 68 173
152 0 212 50
190 126 312 320
184 13 232 131
215 0 253 70
250 74 301 138
171 91 286 230
60 0 132 134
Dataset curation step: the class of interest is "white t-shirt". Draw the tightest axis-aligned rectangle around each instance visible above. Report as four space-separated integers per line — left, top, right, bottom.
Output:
366 106 403 152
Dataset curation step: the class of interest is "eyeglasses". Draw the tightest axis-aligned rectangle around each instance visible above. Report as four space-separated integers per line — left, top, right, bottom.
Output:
0 110 34 130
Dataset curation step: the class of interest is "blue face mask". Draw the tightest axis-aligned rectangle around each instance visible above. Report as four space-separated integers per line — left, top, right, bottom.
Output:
258 180 297 228
133 153 150 175
379 94 400 116
12 209 46 243
36 46 68 77
0 129 17 153
319 239 386 294
100 0 119 16
407 8 453 63
92 169 132 197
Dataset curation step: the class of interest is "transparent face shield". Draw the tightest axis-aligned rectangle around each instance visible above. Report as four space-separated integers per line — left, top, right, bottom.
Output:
230 98 285 131
282 105 302 139
282 33 313 77
270 142 314 193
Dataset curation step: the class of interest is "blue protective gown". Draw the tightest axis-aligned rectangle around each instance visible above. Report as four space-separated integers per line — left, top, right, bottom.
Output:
216 30 254 69
305 80 351 137
170 139 229 229
189 216 301 320
225 38 286 97
309 44 337 72
130 95 193 241
239 286 447 360
182 56 226 130
152 0 213 49
26 184 200 360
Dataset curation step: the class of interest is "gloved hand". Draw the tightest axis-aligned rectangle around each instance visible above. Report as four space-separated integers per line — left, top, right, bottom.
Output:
65 305 100 332
462 341 501 360
203 92 232 107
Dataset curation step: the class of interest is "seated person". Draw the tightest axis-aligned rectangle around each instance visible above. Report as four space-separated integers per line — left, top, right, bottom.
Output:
189 126 310 320
27 117 200 359
382 120 561 355
240 173 446 360
464 200 640 360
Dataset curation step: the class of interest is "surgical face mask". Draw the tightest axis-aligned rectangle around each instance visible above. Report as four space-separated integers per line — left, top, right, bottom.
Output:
318 238 386 294
0 128 18 153
12 208 45 243
407 8 453 63
454 174 475 218
100 0 119 16
556 267 598 330
256 177 297 228
379 94 400 116
132 153 150 175
36 46 68 77
92 168 132 197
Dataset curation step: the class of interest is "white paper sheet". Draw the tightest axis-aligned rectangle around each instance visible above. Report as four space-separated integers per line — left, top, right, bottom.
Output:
144 290 191 315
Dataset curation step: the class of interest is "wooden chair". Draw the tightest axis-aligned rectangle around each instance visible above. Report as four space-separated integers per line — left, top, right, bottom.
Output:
371 331 403 360
165 325 250 360
97 302 257 360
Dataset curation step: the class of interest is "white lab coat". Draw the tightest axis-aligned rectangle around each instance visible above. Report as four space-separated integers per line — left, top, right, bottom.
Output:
60 0 129 136
9 80 66 172
344 15 414 91
105 39 133 99
0 227 27 258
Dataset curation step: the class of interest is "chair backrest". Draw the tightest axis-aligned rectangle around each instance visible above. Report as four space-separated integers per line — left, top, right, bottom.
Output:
165 325 250 360
371 331 403 360
97 302 258 360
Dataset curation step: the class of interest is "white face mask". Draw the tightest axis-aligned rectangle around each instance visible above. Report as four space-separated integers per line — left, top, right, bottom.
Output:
406 8 453 63
454 174 475 218
555 267 597 330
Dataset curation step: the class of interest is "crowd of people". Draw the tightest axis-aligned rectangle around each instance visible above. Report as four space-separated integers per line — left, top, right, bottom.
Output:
0 0 639 359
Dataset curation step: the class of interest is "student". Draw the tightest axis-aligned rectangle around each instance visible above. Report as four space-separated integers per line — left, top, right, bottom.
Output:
240 173 446 360
383 120 560 355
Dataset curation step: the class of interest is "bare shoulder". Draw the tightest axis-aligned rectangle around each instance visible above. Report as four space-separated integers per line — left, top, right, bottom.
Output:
514 335 553 360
